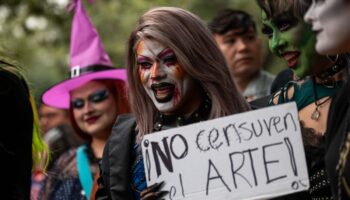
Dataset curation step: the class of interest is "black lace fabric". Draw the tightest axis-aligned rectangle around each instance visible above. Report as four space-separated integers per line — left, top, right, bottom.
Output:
300 121 333 199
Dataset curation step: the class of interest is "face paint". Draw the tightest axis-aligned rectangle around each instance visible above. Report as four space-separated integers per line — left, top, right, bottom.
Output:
71 81 117 137
261 11 324 78
136 40 197 115
304 0 350 54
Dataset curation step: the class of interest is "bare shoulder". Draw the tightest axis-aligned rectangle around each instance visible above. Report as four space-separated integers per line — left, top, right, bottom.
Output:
271 83 295 105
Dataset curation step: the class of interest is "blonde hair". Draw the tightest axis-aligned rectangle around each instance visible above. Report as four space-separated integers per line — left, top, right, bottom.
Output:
126 7 250 137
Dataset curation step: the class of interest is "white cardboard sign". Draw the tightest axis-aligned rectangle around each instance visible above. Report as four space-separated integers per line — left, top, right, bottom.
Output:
141 102 309 200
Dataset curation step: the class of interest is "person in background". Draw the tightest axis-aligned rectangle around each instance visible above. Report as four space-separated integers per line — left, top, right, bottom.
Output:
39 103 72 134
31 103 84 200
208 9 275 101
0 59 47 199
304 1 350 199
257 0 348 199
40 0 130 199
96 6 250 200
39 102 83 166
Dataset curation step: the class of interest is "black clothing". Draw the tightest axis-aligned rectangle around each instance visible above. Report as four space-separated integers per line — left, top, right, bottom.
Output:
325 78 350 199
0 69 33 200
270 68 294 94
97 98 212 200
97 114 137 200
250 69 294 110
249 94 271 110
252 80 334 199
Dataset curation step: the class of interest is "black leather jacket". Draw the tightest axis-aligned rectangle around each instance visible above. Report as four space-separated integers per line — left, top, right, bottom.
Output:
96 114 137 200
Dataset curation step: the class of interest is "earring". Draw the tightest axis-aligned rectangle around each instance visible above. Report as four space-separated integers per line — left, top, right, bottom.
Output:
317 54 344 80
327 54 339 63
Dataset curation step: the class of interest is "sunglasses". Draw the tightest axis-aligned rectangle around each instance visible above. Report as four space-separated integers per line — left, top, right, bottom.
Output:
71 89 109 109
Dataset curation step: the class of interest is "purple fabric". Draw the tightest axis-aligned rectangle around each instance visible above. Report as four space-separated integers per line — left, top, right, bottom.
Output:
42 69 126 109
42 0 126 109
70 0 112 67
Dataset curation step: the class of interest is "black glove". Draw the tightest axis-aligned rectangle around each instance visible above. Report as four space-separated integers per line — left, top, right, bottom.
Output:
140 182 169 200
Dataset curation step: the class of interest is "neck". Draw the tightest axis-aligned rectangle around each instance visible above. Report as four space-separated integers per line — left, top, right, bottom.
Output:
315 69 345 84
233 72 259 93
315 55 347 82
163 85 205 117
91 136 108 159
155 95 211 131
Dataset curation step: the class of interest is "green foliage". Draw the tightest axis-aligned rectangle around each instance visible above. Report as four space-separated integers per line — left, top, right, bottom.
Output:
0 0 284 101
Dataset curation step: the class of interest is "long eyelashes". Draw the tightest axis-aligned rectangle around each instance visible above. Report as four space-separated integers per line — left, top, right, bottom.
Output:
137 54 178 70
276 20 297 32
137 56 153 70
261 25 273 38
162 55 177 65
274 14 298 32
261 20 297 39
138 61 153 70
71 89 109 109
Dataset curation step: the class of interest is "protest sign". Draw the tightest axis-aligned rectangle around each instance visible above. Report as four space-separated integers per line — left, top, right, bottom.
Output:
142 102 309 200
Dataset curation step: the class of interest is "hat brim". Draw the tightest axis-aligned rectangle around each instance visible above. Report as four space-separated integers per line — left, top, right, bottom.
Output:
42 69 127 109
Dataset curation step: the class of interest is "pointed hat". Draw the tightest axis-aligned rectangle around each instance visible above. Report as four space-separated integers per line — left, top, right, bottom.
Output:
42 0 126 109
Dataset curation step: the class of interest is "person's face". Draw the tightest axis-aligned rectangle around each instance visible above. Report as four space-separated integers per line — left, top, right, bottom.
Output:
304 0 350 54
214 27 262 79
261 11 325 78
39 105 70 133
71 81 117 137
136 40 199 115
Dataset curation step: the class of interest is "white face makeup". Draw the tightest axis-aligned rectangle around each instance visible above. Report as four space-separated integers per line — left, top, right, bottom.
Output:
136 40 197 115
304 0 350 54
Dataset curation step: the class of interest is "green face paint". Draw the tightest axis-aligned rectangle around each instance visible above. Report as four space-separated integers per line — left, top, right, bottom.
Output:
261 11 322 78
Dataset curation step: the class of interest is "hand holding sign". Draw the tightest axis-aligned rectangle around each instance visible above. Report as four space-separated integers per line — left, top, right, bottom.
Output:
142 103 309 200
140 182 168 200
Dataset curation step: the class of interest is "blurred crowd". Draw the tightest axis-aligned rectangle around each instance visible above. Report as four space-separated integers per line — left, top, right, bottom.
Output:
1 0 349 199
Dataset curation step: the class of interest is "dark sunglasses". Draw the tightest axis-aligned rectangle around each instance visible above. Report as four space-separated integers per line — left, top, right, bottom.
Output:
71 89 109 109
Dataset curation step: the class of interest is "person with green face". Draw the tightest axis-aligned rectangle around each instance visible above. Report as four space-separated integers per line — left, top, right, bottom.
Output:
260 2 330 79
256 0 347 199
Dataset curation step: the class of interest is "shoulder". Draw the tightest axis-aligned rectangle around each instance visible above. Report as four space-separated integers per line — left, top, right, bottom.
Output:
43 148 79 198
248 80 295 109
105 114 137 158
51 148 79 178
110 114 137 141
99 114 137 199
260 70 275 81
270 81 296 105
258 70 275 89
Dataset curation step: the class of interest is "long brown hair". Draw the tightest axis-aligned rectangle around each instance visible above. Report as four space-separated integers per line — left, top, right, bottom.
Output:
126 7 250 138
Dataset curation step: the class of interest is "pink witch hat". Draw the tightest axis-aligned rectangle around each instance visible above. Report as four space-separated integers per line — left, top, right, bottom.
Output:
42 0 126 109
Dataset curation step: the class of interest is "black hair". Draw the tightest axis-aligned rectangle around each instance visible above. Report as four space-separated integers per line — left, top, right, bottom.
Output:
208 9 256 35
256 0 311 20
